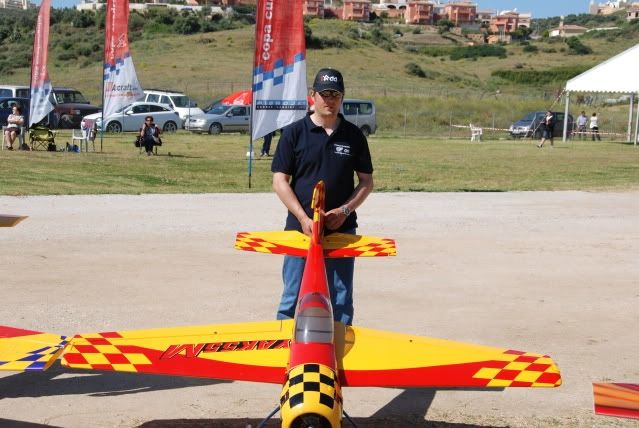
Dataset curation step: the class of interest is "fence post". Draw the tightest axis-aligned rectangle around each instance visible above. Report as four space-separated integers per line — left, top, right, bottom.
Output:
403 109 407 138
449 112 453 139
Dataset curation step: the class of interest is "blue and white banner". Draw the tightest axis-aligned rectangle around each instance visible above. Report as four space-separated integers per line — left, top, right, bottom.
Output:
29 0 54 127
251 0 308 141
102 0 143 119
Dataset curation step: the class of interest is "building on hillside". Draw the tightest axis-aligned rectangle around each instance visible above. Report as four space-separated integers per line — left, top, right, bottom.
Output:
628 4 639 20
0 0 34 10
589 0 632 15
342 0 371 21
304 0 325 18
550 24 588 37
476 9 495 26
518 12 531 28
489 11 519 34
443 3 477 27
371 0 407 20
405 1 434 24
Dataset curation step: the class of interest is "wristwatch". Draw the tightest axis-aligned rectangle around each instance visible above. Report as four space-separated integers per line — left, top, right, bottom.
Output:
340 205 351 216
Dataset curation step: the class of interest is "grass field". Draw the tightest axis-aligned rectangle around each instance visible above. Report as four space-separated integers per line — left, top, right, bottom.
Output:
1 131 638 196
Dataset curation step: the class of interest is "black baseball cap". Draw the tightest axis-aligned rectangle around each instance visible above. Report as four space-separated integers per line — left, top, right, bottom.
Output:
312 68 345 94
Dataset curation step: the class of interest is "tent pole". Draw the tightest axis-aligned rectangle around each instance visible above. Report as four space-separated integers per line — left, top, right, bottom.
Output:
563 91 570 142
634 93 639 146
626 94 635 143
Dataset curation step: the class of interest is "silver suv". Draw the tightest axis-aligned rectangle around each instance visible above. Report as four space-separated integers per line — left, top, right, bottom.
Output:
341 99 376 136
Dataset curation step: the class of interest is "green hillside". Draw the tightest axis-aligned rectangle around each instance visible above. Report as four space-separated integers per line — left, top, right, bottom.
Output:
2 8 638 137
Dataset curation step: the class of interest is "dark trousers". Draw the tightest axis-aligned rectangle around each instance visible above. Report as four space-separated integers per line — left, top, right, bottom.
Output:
144 136 155 153
261 132 273 155
591 127 601 141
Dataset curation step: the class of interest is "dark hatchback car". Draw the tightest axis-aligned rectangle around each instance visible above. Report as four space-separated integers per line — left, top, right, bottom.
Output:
49 87 100 129
509 111 574 139
0 97 30 127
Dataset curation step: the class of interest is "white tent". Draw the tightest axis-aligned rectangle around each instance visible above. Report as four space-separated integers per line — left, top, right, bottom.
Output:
562 43 639 145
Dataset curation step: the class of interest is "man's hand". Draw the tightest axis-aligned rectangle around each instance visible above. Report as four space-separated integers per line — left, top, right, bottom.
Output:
324 208 347 231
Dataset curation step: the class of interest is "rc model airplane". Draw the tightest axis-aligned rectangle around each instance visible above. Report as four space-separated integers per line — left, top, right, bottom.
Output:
0 182 561 427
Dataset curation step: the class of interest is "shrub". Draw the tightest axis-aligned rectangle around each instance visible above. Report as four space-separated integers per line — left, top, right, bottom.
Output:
523 44 538 53
450 44 506 60
566 37 593 55
405 62 426 78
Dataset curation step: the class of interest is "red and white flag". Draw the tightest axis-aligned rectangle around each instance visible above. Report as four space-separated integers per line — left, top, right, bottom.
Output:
29 0 54 127
103 0 143 119
251 0 308 141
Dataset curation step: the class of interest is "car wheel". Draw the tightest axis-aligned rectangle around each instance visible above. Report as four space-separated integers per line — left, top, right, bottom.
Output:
209 123 222 135
163 121 178 132
360 125 371 137
106 121 122 133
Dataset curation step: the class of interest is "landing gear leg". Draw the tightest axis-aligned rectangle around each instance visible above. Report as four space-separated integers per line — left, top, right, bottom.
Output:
255 405 279 428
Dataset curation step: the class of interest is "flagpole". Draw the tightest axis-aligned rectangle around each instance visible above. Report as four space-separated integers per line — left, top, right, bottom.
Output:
248 3 261 189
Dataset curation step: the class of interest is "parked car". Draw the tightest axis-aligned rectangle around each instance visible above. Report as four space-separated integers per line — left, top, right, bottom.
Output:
49 87 100 129
341 98 377 136
187 104 250 134
0 97 29 127
0 85 30 98
142 89 204 127
509 111 574 139
82 102 180 133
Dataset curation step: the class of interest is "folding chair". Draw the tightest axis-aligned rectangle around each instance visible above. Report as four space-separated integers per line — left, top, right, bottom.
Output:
29 125 57 151
470 123 483 142
71 129 86 152
2 126 26 151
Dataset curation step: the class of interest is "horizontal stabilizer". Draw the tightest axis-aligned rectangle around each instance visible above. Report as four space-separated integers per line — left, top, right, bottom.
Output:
61 320 294 383
0 326 68 371
335 324 561 388
0 215 28 227
235 231 396 258
593 382 639 419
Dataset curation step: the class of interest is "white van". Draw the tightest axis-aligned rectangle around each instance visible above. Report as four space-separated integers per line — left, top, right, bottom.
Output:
341 99 377 136
142 89 204 128
0 85 30 98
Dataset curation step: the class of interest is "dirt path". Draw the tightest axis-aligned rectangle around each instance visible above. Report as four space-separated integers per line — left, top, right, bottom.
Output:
1 192 638 427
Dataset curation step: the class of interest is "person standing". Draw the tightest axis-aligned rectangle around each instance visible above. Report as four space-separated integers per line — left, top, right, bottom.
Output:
537 111 555 148
3 105 24 150
576 111 588 139
260 130 275 157
590 112 601 141
139 115 161 156
271 68 374 325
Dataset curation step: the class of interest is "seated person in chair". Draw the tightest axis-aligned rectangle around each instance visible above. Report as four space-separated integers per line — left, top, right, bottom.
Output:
139 115 161 156
4 105 24 150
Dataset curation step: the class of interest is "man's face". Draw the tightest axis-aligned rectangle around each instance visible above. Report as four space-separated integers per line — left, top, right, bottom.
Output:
312 90 343 118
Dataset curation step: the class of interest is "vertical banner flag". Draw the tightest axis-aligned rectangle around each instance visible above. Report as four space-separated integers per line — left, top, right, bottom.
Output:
251 0 308 141
103 0 143 119
29 0 54 127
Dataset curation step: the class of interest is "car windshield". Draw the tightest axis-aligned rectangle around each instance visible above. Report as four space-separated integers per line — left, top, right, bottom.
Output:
54 91 89 104
114 104 135 114
170 95 196 108
207 104 230 115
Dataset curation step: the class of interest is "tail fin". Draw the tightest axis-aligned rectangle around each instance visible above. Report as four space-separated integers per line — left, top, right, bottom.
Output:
0 326 68 371
310 180 325 245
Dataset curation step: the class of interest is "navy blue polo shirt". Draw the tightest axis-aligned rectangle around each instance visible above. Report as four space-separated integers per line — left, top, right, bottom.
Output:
271 113 373 233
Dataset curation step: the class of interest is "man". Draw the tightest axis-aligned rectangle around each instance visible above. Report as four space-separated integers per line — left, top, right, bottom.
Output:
537 111 555 148
271 68 374 325
576 111 588 139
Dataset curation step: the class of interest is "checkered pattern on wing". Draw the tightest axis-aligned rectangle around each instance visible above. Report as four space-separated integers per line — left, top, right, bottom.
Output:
62 332 151 372
325 238 397 258
280 363 342 410
472 350 562 387
0 335 68 371
235 232 292 255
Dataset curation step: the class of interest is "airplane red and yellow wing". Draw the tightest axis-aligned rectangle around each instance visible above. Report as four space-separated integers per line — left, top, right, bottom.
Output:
335 325 561 388
60 320 294 383
235 232 396 258
0 326 68 371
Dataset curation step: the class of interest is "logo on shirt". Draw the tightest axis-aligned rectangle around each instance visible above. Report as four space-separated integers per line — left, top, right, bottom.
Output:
333 143 351 156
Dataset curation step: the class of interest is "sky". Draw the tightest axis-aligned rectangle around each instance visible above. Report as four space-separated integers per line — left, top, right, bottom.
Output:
40 0 591 18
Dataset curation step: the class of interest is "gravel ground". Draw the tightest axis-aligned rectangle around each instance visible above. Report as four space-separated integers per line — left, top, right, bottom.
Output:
1 191 638 428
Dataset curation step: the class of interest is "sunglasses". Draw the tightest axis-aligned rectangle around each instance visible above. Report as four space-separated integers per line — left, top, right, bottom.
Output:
318 90 342 99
